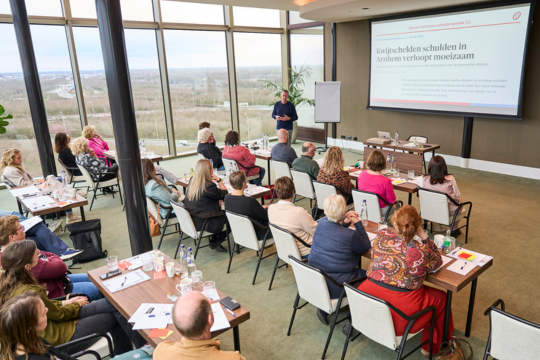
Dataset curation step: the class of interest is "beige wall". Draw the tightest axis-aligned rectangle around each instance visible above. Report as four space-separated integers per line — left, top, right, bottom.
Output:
334 11 540 168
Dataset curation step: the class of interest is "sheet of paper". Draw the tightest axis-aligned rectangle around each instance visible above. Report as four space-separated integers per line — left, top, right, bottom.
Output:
21 196 55 210
204 288 220 302
366 231 377 243
210 303 230 332
127 258 143 270
128 303 174 323
56 200 75 207
446 258 476 276
401 143 416 148
133 314 170 330
10 186 39 197
349 170 361 177
447 247 487 266
102 269 150 293
20 216 43 232
433 255 454 272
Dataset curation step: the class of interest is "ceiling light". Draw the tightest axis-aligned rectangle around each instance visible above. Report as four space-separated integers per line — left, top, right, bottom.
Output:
362 8 369 10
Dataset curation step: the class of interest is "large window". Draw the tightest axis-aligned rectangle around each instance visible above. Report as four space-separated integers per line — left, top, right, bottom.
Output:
234 32 281 141
0 24 40 176
233 7 280 28
163 30 231 154
124 29 169 156
30 25 82 138
26 0 63 17
72 27 114 147
290 32 324 129
160 1 224 25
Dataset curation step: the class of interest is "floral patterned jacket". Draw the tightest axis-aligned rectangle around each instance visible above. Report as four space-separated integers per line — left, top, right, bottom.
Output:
76 153 111 182
366 229 442 290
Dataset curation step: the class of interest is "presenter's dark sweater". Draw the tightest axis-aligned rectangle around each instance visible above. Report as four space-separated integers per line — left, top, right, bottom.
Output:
272 101 298 130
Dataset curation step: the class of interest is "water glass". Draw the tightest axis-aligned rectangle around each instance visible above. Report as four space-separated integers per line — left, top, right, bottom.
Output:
358 161 365 169
106 256 118 272
58 189 66 201
408 169 415 180
378 221 388 232
142 255 153 272
393 168 400 178
203 281 216 300
191 270 203 283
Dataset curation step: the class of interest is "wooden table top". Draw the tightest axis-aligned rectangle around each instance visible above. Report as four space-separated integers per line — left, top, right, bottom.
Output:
361 221 493 293
364 140 441 154
103 150 163 163
250 149 272 161
13 185 88 216
347 168 419 194
88 253 250 347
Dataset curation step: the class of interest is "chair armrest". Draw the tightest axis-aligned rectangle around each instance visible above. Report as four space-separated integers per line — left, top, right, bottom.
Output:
484 299 505 315
290 232 311 248
71 349 101 360
56 333 113 357
51 293 89 301
251 219 269 230
168 184 179 191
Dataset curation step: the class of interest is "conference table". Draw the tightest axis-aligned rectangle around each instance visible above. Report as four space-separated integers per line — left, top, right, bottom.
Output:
10 184 88 221
363 139 441 156
361 221 492 340
250 149 272 186
347 167 419 205
103 150 163 165
88 253 250 351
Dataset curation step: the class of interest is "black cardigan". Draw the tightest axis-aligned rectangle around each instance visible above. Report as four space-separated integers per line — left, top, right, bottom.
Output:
184 180 228 234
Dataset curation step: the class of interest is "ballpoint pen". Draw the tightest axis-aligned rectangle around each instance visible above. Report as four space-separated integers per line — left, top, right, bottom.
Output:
460 262 468 270
121 277 127 287
224 307 237 317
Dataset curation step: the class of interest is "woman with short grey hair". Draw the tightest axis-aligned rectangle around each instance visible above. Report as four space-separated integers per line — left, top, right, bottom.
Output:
308 194 371 325
197 128 224 170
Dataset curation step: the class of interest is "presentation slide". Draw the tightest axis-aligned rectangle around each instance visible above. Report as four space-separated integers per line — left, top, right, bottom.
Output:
369 4 532 118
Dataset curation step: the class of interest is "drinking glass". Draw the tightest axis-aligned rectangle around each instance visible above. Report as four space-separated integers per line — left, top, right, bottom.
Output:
142 255 153 272
106 256 118 271
393 168 400 178
203 281 216 300
408 169 415 180
58 189 66 201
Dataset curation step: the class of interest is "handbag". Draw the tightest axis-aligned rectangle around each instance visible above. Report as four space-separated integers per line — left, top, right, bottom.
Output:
148 203 161 237
436 336 472 360
66 219 107 263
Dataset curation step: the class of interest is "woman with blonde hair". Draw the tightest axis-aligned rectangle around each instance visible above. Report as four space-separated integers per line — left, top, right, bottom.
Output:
317 146 355 201
183 159 229 252
1 148 44 188
72 137 118 190
358 205 450 356
82 125 111 164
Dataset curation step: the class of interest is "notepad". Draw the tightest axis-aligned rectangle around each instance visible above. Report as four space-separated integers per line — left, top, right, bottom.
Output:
447 259 476 276
433 255 454 272
457 251 476 261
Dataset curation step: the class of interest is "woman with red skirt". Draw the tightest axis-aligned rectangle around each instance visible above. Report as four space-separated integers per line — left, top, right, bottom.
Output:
358 205 453 356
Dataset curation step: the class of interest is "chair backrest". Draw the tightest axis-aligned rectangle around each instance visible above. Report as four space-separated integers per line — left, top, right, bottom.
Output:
312 181 337 211
288 256 334 314
222 157 239 172
490 308 540 359
146 196 164 226
226 211 261 251
352 189 383 223
57 159 72 178
408 135 428 144
418 188 450 226
170 200 198 238
77 164 96 188
291 170 316 200
344 283 399 350
269 223 302 264
273 160 292 179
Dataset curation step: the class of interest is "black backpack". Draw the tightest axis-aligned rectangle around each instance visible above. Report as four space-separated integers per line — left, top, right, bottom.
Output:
66 219 107 263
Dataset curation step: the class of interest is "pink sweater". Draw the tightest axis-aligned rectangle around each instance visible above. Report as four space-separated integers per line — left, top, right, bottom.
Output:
88 137 110 160
357 171 396 208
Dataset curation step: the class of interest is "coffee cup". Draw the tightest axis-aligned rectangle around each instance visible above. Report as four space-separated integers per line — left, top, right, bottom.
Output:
434 234 445 249
52 190 59 200
359 161 365 169
176 278 193 294
153 256 165 272
68 188 77 198
165 262 175 278
151 250 161 259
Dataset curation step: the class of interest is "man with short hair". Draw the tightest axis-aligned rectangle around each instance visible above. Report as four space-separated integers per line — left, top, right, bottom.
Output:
270 129 297 167
292 142 320 180
271 90 298 146
154 291 245 360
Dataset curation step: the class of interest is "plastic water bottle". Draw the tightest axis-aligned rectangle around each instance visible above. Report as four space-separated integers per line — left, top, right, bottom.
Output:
142 140 147 156
187 247 194 263
187 259 197 276
395 131 399 144
386 153 391 170
445 229 455 252
60 170 67 188
391 155 396 170
361 200 368 227
178 244 186 272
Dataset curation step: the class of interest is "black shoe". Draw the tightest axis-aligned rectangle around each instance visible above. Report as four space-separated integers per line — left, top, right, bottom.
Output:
213 242 227 252
342 321 351 336
317 309 329 326
451 229 462 237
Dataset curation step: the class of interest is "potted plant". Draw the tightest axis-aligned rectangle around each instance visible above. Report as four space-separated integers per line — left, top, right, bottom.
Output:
0 104 13 135
260 65 315 144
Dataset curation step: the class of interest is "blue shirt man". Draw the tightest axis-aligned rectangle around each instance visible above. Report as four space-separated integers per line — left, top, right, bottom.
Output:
272 90 298 146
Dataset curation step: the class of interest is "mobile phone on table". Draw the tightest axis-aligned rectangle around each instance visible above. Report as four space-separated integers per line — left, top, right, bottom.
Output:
100 269 122 280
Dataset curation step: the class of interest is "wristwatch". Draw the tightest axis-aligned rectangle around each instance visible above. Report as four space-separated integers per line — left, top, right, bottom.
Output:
216 178 222 183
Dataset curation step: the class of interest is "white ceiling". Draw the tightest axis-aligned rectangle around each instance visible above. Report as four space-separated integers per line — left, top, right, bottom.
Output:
171 0 492 22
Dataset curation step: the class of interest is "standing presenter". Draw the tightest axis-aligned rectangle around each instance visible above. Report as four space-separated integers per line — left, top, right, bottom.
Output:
272 90 298 146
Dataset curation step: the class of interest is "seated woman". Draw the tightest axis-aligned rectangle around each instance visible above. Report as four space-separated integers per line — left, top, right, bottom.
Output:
82 125 112 165
198 121 216 144
222 130 265 186
197 128 224 171
71 137 119 186
143 159 181 219
183 159 229 252
54 133 82 176
357 150 397 218
317 146 355 202
416 155 463 235
268 177 316 260
308 194 371 325
1 149 81 224
358 205 451 356
0 215 96 300
0 291 79 360
225 171 271 240
0 241 146 355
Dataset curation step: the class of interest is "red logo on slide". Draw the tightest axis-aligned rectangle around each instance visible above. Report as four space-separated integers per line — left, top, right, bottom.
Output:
513 11 521 20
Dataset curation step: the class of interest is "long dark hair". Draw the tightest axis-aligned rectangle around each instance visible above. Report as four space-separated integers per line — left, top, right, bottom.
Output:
426 155 451 185
0 291 48 360
0 240 40 306
142 159 166 187
54 133 70 154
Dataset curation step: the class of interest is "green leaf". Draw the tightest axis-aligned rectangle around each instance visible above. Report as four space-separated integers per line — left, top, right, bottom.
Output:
0 105 4 117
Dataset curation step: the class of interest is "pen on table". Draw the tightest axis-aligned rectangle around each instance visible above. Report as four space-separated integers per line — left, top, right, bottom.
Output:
224 307 237 317
149 313 170 317
460 262 468 270
121 277 127 287
451 247 461 256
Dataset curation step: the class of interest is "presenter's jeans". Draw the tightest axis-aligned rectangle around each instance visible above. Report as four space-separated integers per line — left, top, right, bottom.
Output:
358 279 453 353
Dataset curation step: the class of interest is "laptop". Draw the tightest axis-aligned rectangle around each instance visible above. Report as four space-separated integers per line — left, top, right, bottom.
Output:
377 131 391 140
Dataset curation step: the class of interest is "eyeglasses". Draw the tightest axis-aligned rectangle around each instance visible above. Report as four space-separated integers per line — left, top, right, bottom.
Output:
16 225 25 232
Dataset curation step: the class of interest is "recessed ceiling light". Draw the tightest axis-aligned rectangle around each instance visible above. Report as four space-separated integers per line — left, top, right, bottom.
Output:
362 8 370 10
